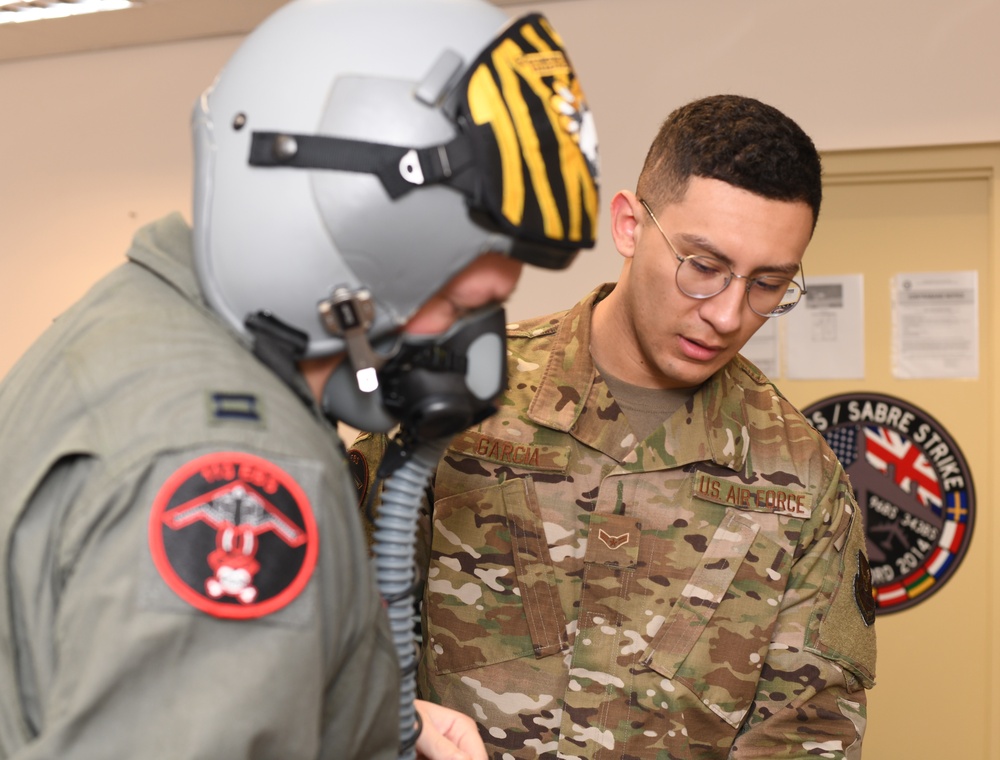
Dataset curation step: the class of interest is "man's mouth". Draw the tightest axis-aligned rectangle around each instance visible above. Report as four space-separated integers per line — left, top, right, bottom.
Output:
679 335 722 362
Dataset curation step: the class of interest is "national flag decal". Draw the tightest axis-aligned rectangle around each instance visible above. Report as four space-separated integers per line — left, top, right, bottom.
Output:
862 426 942 511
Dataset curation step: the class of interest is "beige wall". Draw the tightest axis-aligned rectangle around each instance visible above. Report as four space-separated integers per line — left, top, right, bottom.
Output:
779 144 1000 759
2 1 999 757
0 36 239 374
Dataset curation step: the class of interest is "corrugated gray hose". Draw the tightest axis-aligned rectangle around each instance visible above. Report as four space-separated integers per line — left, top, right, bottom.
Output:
372 438 449 760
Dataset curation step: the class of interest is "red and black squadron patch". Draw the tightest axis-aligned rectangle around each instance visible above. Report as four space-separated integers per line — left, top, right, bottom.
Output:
148 451 318 619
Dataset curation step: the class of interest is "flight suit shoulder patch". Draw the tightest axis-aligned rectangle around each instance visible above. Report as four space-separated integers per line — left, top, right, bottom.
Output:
148 450 319 620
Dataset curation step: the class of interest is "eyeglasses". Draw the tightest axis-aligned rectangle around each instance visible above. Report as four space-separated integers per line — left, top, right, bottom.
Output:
639 198 807 318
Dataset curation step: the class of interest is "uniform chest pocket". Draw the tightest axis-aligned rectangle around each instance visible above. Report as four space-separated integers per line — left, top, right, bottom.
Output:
641 510 789 728
425 477 568 675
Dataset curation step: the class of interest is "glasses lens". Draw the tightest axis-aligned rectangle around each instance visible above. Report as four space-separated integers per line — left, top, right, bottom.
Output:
675 251 803 317
749 277 801 317
676 255 730 298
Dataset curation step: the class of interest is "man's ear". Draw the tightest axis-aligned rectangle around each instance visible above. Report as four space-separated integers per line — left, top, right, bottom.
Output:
610 190 641 260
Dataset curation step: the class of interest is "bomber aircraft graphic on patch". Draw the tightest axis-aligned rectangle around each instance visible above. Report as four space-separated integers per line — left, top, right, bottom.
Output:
149 451 318 619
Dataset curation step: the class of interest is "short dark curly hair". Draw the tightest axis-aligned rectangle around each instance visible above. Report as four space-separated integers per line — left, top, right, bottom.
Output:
636 95 822 229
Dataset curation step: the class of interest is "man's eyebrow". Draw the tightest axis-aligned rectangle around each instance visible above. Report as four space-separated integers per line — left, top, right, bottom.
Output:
675 233 802 276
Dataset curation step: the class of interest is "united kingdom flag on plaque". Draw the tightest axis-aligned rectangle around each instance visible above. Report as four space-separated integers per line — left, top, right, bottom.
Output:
862 426 943 512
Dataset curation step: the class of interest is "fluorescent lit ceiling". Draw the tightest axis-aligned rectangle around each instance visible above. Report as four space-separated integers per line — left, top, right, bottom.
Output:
0 0 137 26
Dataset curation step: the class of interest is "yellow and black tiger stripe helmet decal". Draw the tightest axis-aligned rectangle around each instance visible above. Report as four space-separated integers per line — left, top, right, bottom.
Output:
463 14 599 251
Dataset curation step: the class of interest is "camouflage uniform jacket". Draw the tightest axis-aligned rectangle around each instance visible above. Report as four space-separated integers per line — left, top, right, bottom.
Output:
352 284 876 760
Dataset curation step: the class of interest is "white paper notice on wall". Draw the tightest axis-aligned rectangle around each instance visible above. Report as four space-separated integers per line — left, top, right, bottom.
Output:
741 318 780 378
891 271 979 379
785 274 865 379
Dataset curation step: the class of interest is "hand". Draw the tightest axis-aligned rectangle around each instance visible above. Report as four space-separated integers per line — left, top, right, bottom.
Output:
414 699 487 760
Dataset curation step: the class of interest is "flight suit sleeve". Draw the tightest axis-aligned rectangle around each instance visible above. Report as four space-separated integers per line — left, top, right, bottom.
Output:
8 447 399 760
730 468 876 760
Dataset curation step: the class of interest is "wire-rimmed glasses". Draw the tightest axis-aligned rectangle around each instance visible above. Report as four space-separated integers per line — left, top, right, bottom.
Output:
639 198 807 318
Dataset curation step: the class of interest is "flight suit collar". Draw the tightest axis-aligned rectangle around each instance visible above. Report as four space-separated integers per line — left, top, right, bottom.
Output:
126 212 207 308
527 284 752 475
123 214 319 412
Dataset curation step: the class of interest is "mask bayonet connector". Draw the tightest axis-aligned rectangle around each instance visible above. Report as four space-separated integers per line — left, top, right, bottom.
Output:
318 288 382 393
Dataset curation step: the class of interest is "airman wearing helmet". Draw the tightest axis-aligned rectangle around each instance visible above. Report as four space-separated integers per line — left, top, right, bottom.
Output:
0 1 598 758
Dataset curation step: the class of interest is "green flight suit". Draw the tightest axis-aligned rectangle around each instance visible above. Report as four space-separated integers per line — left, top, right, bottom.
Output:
0 215 399 759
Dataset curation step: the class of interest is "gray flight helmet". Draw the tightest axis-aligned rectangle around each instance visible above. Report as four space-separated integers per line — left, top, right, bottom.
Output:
192 0 599 361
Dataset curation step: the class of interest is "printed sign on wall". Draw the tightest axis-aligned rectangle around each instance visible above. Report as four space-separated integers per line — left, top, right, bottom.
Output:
802 392 975 614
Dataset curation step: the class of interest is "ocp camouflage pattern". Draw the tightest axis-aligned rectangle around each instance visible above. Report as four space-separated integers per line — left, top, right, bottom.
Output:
351 285 876 759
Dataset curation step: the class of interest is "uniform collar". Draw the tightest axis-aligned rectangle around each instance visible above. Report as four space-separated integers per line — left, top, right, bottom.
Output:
528 284 753 475
124 213 321 413
125 212 206 307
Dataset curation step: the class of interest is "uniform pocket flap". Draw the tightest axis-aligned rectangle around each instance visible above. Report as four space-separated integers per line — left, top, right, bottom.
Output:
428 477 567 674
641 512 760 679
504 479 569 657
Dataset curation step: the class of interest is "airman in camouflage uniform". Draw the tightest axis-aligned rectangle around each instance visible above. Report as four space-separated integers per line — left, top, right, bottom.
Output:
352 95 876 759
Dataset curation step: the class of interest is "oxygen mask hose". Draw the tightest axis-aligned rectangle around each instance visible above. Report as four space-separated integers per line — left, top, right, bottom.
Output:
362 305 508 757
372 436 449 760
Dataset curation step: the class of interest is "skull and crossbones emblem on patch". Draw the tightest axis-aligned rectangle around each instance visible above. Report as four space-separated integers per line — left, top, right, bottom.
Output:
148 452 318 619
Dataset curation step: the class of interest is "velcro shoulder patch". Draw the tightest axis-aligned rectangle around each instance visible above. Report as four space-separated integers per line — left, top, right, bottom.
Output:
692 472 813 519
148 451 318 619
450 431 569 473
347 447 371 506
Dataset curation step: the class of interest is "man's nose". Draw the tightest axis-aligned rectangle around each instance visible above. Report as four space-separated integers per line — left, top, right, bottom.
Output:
698 278 747 333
